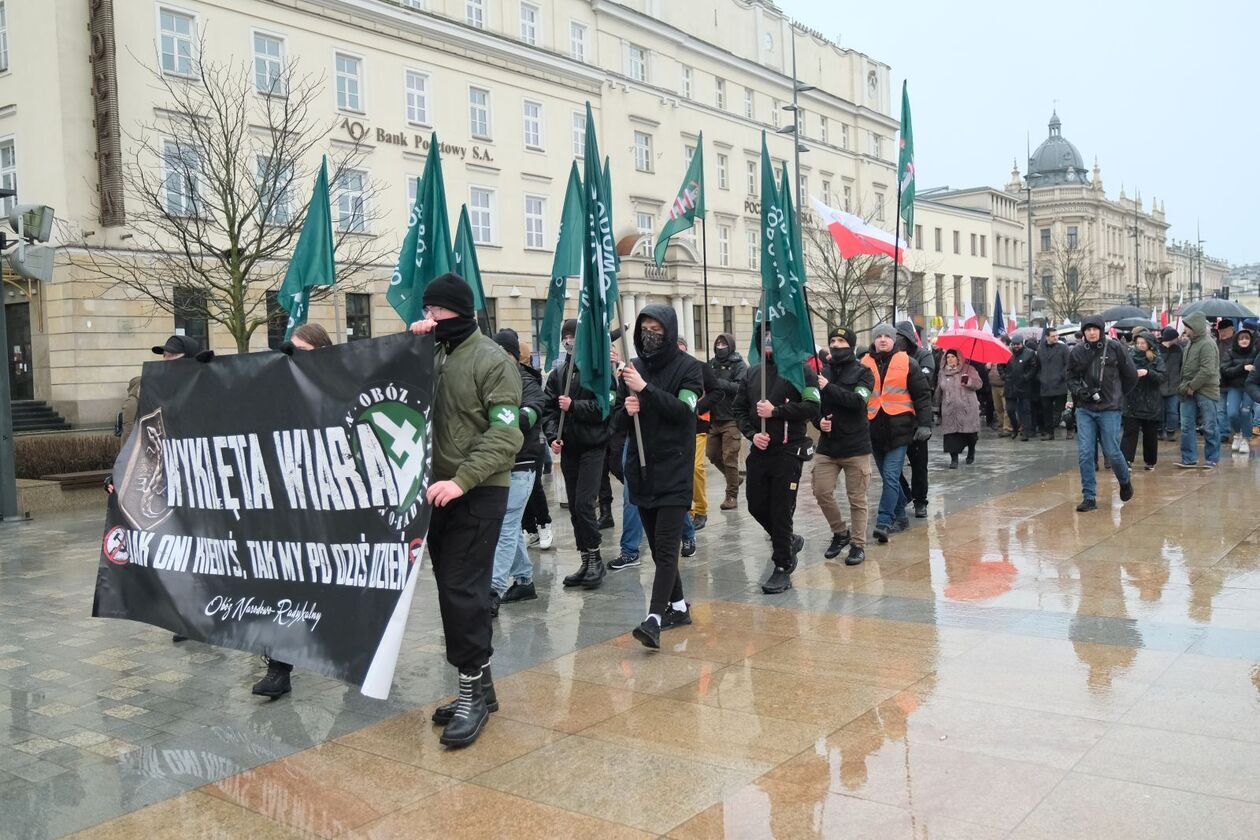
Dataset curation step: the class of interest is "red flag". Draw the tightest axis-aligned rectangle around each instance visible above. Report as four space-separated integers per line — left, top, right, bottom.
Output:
810 197 907 264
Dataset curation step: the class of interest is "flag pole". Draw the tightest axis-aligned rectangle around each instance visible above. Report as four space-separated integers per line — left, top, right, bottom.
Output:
612 295 648 472
759 290 767 436
700 217 711 361
892 185 903 322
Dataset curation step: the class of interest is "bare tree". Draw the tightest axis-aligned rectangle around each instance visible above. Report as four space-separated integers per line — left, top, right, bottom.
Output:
76 49 394 353
1036 234 1103 324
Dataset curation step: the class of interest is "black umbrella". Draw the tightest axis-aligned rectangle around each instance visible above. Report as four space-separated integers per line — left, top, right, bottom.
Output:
1112 317 1158 331
1098 305 1147 321
1178 299 1256 320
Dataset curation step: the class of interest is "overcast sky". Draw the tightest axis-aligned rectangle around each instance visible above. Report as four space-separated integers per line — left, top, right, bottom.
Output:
777 0 1259 266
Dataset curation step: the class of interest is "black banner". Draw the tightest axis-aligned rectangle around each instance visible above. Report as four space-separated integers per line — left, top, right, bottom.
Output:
92 333 436 698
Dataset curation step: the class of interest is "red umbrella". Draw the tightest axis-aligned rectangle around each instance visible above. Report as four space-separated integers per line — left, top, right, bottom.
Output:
935 328 1012 364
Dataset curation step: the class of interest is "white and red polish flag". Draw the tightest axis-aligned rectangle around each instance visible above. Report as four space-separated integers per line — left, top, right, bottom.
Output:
809 197 907 264
962 301 979 330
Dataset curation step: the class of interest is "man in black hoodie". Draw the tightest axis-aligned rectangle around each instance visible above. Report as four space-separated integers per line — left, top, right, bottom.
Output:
811 326 875 566
1003 336 1037 440
489 329 546 616
733 331 821 594
1035 327 1070 440
613 305 704 649
544 318 612 589
1067 314 1138 512
707 332 747 510
895 321 935 518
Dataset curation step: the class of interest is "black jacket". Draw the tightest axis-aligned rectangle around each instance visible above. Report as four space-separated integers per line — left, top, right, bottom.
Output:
1220 332 1258 389
544 359 612 452
1035 340 1070 396
814 348 874 458
613 304 704 508
708 333 747 424
1067 337 1138 413
896 321 936 388
514 363 546 470
1159 341 1185 398
866 350 933 451
1003 346 1037 398
1122 346 1166 421
1246 364 1260 405
733 359 820 459
695 362 723 434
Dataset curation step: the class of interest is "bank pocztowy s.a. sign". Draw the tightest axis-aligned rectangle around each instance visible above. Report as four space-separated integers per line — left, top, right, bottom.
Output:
339 119 494 162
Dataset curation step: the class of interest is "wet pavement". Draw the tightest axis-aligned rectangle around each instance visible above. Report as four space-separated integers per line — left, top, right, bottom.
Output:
2 434 1259 838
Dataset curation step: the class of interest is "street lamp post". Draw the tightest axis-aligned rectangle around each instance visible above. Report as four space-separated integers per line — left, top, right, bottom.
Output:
780 28 814 324
0 188 18 521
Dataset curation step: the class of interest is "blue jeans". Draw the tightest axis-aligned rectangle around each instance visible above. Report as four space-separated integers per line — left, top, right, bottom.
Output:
491 469 535 595
1225 388 1254 438
1216 394 1230 442
620 465 694 556
872 445 909 528
1076 408 1129 500
1180 394 1221 465
1163 395 1180 435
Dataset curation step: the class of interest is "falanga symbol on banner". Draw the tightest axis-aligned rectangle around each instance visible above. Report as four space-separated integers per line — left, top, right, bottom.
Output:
346 382 431 532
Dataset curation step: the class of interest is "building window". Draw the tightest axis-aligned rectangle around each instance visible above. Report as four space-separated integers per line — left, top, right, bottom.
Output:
715 78 726 110
681 65 692 99
693 303 704 350
406 174 419 213
569 21 587 62
875 193 885 222
524 194 546 249
572 110 585 158
335 168 367 233
522 99 544 150
253 33 285 96
744 89 755 120
843 184 852 212
1040 228 1051 251
980 235 987 258
346 292 372 341
469 187 494 244
469 87 491 139
1041 270 1053 296
822 180 832 206
820 116 828 143
953 276 963 313
484 298 498 334
335 53 362 112
718 224 730 267
633 131 652 172
870 132 882 158
627 45 647 82
530 299 546 363
255 154 293 225
746 159 757 196
970 233 977 256
0 138 15 216
159 8 196 77
747 229 758 270
1067 267 1079 291
934 274 945 313
772 99 780 129
163 139 201 217
265 290 286 350
909 273 926 317
722 305 734 336
841 124 850 149
0 2 8 73
519 2 539 46
466 0 484 28
1067 225 1078 249
912 224 922 248
405 70 430 125
798 174 807 200
971 277 986 317
636 212 654 251
684 144 696 168
797 109 806 137
173 286 209 349
953 230 961 254
933 228 942 252
717 153 729 190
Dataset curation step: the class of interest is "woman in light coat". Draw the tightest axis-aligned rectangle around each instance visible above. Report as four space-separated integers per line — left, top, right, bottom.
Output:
937 349 983 467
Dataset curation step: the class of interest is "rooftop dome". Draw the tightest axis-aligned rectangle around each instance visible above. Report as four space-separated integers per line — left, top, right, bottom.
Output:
1027 111 1089 187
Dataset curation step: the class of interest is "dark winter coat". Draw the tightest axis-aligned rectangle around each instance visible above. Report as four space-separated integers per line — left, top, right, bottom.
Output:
1220 331 1258 390
896 321 936 388
1245 364 1260 405
1034 340 1070 396
1067 335 1138 413
695 362 723 434
813 348 875 459
544 358 612 453
936 361 983 435
513 363 546 470
733 356 820 460
708 333 747 424
1122 345 1167 421
1178 312 1221 400
612 304 704 509
1002 346 1037 398
1159 341 1185 398
866 350 933 451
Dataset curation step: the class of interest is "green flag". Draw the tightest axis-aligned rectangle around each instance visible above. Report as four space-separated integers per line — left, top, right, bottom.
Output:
602 156 621 284
541 162 583 368
387 132 453 324
278 156 335 341
577 102 615 419
897 81 915 229
654 132 705 266
757 134 811 395
453 205 491 335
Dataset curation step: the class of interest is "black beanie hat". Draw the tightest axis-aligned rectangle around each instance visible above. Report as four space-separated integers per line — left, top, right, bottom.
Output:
828 325 855 346
1160 326 1179 343
561 318 578 339
421 272 475 319
495 328 520 361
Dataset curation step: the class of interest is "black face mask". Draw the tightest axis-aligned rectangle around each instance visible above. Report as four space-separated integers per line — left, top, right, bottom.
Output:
434 316 478 350
714 344 730 359
639 327 667 356
830 347 854 365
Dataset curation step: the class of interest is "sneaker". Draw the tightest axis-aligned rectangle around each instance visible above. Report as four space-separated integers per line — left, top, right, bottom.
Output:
1174 461 1198 469
692 514 708 531
1144 464 1156 471
824 531 851 559
608 552 641 571
1076 498 1097 512
791 534 805 556
913 501 928 519
172 635 188 643
1119 482 1134 502
661 603 692 630
845 544 866 566
632 617 661 649
537 524 554 550
525 530 540 547
873 523 890 544
720 493 738 511
680 539 697 558
489 591 501 618
890 516 910 534
1205 461 1218 470
502 580 537 603
251 666 292 699
761 566 793 594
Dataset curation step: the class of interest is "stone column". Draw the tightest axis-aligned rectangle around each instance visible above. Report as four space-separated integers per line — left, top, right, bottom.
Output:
681 295 695 350
671 296 686 340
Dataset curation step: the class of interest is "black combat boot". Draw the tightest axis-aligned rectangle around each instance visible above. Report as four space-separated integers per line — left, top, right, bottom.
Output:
432 665 498 724
562 551 591 587
439 668 491 748
580 549 605 589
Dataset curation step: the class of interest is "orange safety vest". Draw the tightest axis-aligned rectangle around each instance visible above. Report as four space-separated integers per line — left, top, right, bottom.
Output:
861 352 915 420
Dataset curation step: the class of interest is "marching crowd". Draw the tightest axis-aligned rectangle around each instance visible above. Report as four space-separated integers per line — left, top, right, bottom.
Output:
111 272 1258 749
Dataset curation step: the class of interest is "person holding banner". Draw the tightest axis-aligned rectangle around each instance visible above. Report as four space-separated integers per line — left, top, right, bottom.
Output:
614 305 704 649
408 273 523 749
